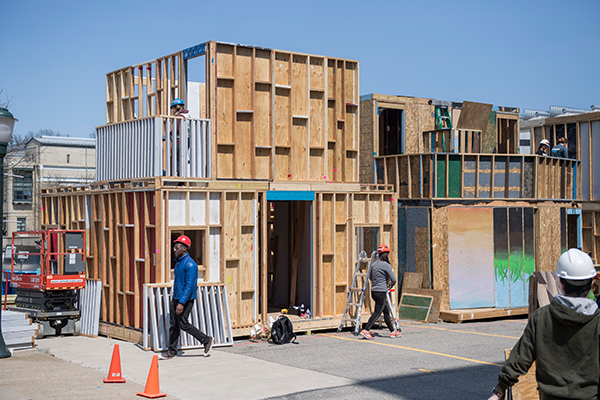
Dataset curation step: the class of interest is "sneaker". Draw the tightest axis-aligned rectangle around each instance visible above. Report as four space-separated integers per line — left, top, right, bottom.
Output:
204 337 213 357
158 351 177 360
359 330 374 340
390 330 402 338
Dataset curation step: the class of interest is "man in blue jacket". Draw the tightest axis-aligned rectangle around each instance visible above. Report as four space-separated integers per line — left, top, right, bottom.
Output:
160 235 213 359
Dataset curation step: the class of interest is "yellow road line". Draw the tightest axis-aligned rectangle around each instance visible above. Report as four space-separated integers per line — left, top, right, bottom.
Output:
399 324 520 340
318 333 503 367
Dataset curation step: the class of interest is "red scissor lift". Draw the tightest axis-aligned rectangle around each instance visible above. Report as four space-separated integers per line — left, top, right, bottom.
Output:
8 229 86 337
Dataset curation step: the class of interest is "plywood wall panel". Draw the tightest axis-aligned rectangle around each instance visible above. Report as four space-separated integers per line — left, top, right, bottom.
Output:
431 207 449 310
216 80 233 144
291 120 307 180
216 45 234 77
235 47 252 111
309 57 324 91
236 114 252 178
274 52 290 86
322 194 333 253
254 49 271 83
309 149 324 181
310 92 324 147
291 55 307 116
224 192 240 259
274 89 290 147
254 85 271 147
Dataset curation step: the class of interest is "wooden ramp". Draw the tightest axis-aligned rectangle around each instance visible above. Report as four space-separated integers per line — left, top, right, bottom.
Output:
439 307 528 323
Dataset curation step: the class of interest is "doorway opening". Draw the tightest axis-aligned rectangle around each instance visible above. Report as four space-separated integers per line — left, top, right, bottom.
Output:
184 50 208 119
266 201 312 319
378 108 404 155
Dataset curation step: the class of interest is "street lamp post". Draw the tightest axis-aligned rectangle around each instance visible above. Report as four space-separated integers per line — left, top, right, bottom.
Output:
0 107 17 358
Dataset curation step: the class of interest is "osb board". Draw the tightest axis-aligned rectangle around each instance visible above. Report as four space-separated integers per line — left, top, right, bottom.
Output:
456 101 493 131
402 288 443 323
404 102 420 154
359 99 375 183
505 349 542 400
537 207 562 272
431 207 450 310
483 110 497 153
402 272 423 290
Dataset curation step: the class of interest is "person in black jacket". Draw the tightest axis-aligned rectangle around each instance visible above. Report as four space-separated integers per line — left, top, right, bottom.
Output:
488 249 600 400
536 139 550 156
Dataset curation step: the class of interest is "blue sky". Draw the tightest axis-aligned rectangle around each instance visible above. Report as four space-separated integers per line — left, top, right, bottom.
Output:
1 0 599 138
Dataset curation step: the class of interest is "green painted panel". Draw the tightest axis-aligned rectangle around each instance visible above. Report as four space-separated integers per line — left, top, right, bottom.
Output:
448 155 461 198
398 305 430 321
436 158 446 198
401 295 433 307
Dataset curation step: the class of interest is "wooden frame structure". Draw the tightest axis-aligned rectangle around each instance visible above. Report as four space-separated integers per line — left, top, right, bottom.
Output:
41 178 395 335
104 41 360 183
377 153 580 200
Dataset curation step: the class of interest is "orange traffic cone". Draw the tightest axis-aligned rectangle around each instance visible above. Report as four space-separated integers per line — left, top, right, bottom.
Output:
104 344 126 383
136 355 166 398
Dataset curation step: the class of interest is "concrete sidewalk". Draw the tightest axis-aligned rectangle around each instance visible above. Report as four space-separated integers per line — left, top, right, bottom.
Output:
25 335 352 399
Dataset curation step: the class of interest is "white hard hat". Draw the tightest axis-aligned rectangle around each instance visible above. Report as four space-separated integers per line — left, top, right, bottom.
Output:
540 139 550 146
555 249 596 281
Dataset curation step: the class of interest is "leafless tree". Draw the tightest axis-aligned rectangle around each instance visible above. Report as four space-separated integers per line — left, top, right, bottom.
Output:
0 84 12 108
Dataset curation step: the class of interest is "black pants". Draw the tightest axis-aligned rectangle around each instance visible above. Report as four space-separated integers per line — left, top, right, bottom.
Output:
167 298 209 355
364 291 394 332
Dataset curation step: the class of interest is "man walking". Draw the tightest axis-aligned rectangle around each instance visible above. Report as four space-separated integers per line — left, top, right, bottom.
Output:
160 235 213 359
488 249 600 399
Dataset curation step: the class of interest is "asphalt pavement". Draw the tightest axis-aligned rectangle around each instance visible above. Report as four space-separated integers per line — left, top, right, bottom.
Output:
0 317 528 400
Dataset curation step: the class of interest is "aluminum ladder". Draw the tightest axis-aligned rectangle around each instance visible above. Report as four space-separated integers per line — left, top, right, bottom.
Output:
337 250 377 335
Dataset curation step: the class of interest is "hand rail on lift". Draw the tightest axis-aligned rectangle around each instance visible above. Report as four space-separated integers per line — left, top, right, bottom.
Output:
1 270 8 310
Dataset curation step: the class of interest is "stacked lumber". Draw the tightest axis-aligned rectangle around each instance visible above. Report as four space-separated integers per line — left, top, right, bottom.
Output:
1 310 38 351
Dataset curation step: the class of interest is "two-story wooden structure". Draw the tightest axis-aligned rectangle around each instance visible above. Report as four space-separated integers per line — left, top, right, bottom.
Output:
41 41 395 337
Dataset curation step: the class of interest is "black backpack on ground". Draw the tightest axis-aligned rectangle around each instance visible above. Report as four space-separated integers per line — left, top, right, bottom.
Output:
271 315 297 344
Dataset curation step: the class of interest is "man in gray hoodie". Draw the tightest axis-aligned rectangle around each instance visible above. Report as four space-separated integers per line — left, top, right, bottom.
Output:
488 249 600 400
360 244 400 339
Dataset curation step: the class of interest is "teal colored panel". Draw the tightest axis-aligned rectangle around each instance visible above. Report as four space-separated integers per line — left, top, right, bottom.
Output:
436 158 446 198
448 155 461 198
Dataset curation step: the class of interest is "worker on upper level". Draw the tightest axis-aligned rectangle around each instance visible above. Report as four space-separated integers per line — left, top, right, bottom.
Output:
488 249 600 400
536 139 550 156
551 137 569 158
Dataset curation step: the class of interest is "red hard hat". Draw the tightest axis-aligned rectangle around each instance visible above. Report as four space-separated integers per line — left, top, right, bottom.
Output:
174 235 191 247
377 244 390 254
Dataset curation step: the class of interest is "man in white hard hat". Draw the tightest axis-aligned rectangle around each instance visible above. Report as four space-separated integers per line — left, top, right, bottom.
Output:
488 249 600 400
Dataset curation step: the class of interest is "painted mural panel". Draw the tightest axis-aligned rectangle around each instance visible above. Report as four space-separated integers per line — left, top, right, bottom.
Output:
509 208 525 307
494 208 509 308
448 207 495 309
494 207 535 308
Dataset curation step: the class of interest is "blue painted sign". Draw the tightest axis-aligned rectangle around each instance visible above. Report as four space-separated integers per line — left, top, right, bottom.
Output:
183 43 207 60
266 191 315 201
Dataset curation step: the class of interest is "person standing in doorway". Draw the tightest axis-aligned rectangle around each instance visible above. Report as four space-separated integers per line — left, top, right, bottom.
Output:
360 244 401 339
487 249 600 400
159 235 213 359
551 137 569 158
536 139 550 156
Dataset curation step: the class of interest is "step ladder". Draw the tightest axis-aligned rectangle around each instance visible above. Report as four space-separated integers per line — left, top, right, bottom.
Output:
435 106 453 130
337 250 377 335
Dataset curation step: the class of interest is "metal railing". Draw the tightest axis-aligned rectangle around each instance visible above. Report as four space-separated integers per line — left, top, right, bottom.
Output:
376 153 580 200
96 116 211 181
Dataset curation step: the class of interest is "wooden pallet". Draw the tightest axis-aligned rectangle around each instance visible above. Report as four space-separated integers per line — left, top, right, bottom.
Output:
439 307 528 323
